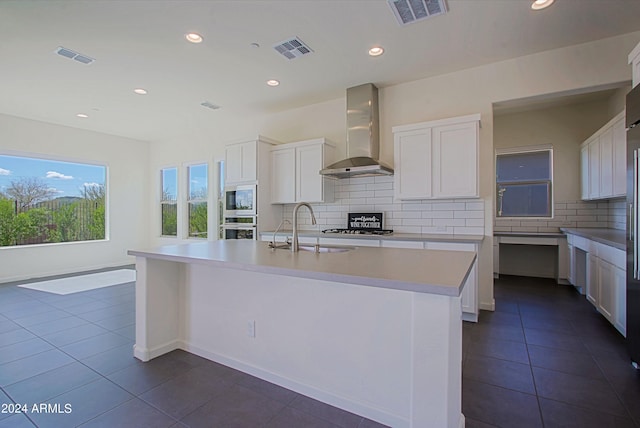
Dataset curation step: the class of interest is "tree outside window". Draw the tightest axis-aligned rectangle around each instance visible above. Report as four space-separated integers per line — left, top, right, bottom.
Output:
187 164 208 239
161 167 177 236
0 155 106 246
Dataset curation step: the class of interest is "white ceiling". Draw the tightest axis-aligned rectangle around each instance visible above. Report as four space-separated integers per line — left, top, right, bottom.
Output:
1 0 640 143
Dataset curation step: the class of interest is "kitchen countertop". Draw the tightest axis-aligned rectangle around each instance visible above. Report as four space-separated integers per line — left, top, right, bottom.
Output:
561 228 626 250
261 230 484 243
128 240 476 296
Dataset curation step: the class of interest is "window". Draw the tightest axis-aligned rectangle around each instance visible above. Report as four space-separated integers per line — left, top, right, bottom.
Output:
217 160 225 240
496 147 553 218
160 167 177 236
187 163 208 239
0 154 106 246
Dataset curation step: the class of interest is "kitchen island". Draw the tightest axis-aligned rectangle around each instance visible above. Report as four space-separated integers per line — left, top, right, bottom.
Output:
128 240 476 428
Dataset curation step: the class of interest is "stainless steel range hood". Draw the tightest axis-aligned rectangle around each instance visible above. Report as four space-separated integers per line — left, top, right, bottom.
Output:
320 83 393 179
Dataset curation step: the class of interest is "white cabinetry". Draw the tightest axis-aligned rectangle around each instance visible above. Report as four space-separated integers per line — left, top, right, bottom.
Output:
567 233 626 336
393 114 480 200
580 145 589 200
259 234 480 322
225 140 257 184
629 40 640 88
580 111 626 200
380 240 425 249
425 241 478 322
271 138 335 204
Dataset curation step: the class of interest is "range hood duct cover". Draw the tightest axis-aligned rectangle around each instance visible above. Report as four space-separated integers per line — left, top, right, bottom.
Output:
320 83 393 179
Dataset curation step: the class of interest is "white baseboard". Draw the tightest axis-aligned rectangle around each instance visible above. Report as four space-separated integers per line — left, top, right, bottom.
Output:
181 341 407 428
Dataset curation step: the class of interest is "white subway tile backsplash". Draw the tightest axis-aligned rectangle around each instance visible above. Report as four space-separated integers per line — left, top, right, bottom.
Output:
432 202 465 211
367 182 393 191
465 218 484 227
393 211 422 219
434 218 466 227
454 210 484 219
454 226 484 235
366 197 394 204
422 211 454 219
465 201 484 210
279 175 485 235
373 189 394 198
492 199 625 233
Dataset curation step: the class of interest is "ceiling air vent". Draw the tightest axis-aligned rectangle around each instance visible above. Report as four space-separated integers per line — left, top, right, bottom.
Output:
55 46 95 65
273 37 313 60
387 0 448 25
200 101 221 110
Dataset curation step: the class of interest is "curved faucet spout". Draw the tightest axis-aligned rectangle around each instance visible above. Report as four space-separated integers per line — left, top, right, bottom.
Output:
292 202 316 252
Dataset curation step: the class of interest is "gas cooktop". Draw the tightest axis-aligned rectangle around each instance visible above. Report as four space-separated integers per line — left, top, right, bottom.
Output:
322 228 393 235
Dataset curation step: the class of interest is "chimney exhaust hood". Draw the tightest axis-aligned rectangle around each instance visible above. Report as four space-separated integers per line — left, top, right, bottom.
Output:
320 83 393 179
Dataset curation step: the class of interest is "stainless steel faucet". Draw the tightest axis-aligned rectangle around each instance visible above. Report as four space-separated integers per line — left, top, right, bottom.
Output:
291 202 316 252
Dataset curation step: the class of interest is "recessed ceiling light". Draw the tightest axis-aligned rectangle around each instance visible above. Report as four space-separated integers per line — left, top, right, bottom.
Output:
185 33 203 43
76 113 88 118
531 0 554 10
368 46 384 57
133 88 148 95
266 79 280 87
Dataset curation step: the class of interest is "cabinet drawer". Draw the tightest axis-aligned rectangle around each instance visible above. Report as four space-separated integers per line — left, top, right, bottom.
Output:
598 244 625 269
571 235 589 252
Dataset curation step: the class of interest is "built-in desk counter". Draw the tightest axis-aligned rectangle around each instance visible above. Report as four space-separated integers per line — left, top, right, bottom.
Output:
493 232 569 282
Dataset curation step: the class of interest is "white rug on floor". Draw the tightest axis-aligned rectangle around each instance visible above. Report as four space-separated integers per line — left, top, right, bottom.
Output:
18 269 136 295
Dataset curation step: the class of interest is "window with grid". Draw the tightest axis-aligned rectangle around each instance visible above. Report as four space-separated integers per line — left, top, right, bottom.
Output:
496 148 553 218
187 163 208 239
160 167 177 236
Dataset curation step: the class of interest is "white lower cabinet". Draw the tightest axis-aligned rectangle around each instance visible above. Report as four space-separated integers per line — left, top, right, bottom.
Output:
261 234 479 322
426 241 478 322
587 252 599 306
567 233 626 336
380 240 425 249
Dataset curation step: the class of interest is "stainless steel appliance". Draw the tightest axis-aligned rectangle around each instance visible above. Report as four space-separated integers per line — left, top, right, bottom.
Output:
319 84 393 179
224 184 257 216
627 84 640 367
222 217 257 240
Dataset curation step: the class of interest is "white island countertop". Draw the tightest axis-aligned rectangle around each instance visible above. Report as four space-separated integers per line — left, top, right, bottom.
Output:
128 239 476 296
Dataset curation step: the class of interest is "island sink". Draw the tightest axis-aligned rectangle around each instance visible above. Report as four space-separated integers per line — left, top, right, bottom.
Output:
298 244 354 253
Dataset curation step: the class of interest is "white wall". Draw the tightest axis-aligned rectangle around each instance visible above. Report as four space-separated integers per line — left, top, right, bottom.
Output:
135 31 640 310
0 114 150 282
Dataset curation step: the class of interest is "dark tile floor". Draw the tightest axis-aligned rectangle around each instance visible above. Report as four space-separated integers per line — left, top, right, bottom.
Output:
0 268 386 428
463 275 640 428
1 271 639 427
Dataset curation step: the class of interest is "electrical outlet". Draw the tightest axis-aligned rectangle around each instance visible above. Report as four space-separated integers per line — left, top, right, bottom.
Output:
247 320 256 338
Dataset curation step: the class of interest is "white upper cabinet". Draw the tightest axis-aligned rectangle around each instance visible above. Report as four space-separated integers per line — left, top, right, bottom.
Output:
271 147 296 203
432 121 479 198
393 113 480 200
629 40 640 89
613 117 626 196
270 138 335 204
225 140 257 184
580 111 625 201
393 128 433 199
580 144 590 200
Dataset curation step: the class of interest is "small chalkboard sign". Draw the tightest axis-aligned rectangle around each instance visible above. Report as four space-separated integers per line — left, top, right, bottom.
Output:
347 213 383 231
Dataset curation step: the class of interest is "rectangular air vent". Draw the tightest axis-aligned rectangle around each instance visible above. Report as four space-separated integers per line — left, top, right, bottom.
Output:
200 101 221 110
273 37 313 60
387 0 447 25
55 46 95 65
